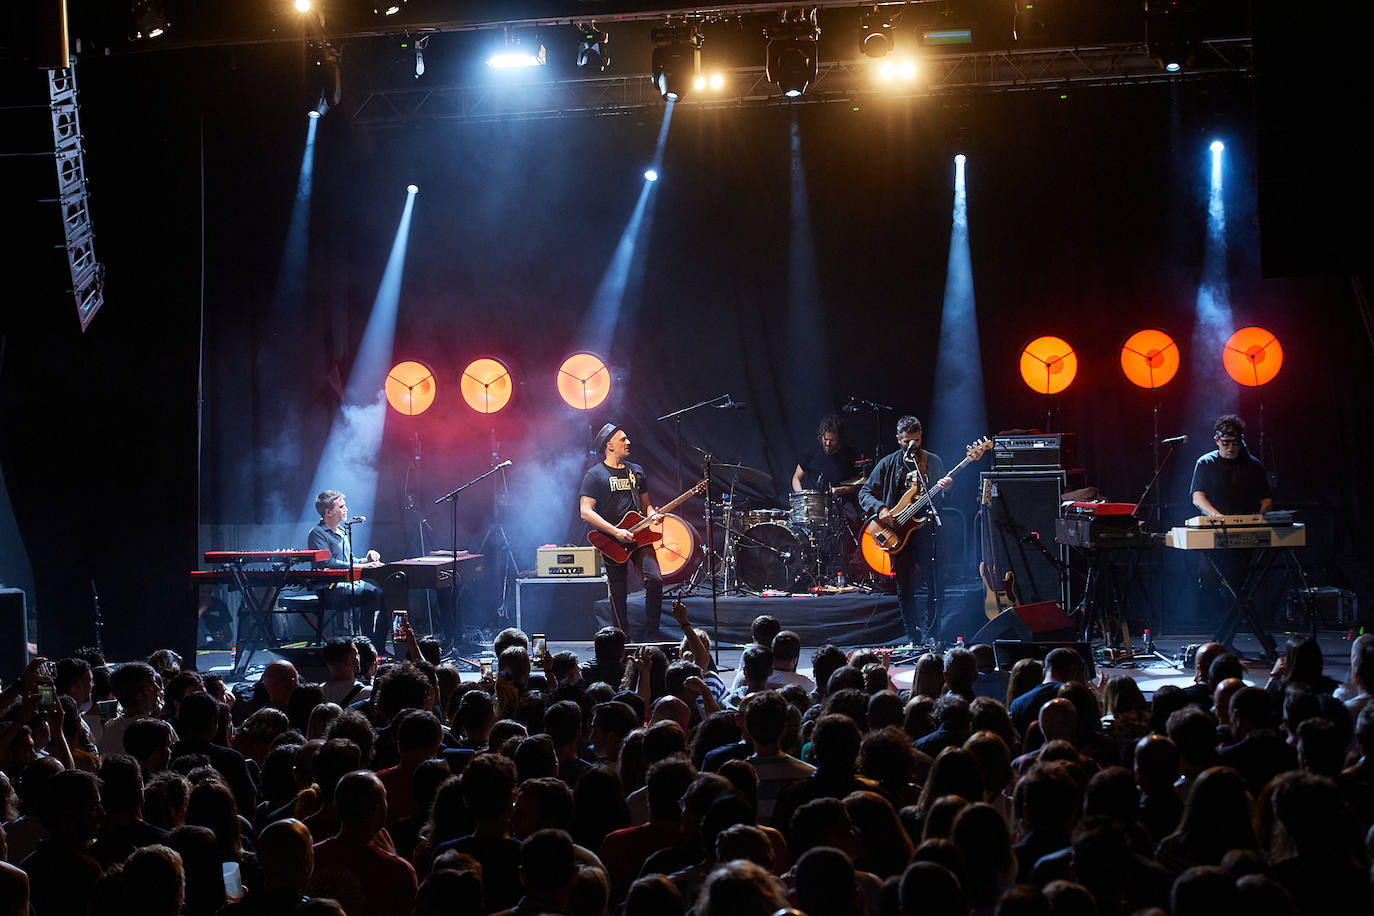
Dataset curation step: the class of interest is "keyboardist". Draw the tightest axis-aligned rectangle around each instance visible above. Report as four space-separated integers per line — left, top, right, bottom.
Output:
1189 414 1272 518
309 489 388 652
1188 414 1273 636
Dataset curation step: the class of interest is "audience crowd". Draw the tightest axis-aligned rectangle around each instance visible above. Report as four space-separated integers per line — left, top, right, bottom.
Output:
3 602 1374 916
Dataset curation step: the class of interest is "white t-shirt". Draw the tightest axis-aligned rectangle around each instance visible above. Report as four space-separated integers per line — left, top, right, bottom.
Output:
728 668 816 693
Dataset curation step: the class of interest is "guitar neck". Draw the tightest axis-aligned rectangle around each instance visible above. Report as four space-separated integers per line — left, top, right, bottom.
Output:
897 454 972 523
629 478 705 532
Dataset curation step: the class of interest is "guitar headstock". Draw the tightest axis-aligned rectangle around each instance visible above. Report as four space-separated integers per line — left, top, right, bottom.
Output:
966 437 993 460
694 479 708 496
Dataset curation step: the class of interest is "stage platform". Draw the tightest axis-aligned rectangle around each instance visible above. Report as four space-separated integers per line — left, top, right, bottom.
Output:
595 581 996 647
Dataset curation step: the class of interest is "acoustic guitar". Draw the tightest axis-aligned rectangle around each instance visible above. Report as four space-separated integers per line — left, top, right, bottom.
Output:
588 478 707 564
863 438 992 557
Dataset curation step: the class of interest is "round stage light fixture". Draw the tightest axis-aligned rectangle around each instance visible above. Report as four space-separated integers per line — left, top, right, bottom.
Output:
1222 326 1282 387
1210 140 1224 153
708 73 725 90
385 361 438 416
1120 329 1180 389
955 154 966 165
407 184 418 194
460 357 514 413
557 352 611 411
644 169 658 182
295 0 311 11
1019 336 1078 395
653 514 701 585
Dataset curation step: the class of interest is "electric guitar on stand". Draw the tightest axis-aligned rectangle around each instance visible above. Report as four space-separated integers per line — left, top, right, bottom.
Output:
864 438 992 556
979 477 1020 619
588 478 708 564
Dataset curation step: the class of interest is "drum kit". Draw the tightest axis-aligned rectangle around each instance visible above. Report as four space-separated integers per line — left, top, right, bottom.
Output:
648 460 884 596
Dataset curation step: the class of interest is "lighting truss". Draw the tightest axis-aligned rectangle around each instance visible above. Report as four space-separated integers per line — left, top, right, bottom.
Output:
348 38 1253 125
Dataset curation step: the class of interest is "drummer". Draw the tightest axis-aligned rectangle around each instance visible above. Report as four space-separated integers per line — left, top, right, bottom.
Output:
792 415 864 571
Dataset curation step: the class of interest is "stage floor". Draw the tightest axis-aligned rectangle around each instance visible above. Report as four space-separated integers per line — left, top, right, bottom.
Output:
200 626 1352 697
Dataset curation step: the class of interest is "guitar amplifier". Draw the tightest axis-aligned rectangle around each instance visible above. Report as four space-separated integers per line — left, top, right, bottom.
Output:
536 546 603 578
992 434 1077 470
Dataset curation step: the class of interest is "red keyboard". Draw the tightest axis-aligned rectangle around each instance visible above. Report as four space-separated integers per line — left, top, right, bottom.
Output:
203 549 330 564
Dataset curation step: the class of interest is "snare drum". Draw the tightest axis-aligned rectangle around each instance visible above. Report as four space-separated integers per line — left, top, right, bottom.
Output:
790 490 830 526
743 508 789 528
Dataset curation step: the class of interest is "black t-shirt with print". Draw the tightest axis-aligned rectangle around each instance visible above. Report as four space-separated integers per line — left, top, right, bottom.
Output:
580 461 647 526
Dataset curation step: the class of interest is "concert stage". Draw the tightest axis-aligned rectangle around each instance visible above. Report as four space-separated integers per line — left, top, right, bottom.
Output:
593 581 993 647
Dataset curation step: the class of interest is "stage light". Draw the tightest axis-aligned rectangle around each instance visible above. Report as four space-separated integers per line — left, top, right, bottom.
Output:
487 31 546 68
1120 329 1180 389
650 24 702 102
410 35 428 78
955 154 966 165
557 352 611 411
1222 326 1282 387
306 41 341 119
308 108 321 120
374 0 405 14
577 24 609 72
1144 0 1196 72
1210 140 1224 153
407 184 418 194
693 75 706 91
385 361 437 416
131 0 170 39
860 13 893 58
766 16 820 98
1019 335 1078 395
295 0 311 11
708 73 724 90
460 358 514 414
644 169 658 182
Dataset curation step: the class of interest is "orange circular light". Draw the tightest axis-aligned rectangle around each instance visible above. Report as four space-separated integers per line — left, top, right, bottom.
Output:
385 361 438 416
653 514 700 585
557 353 611 411
460 358 513 414
1222 326 1282 387
861 527 894 577
1019 336 1078 395
1120 329 1180 389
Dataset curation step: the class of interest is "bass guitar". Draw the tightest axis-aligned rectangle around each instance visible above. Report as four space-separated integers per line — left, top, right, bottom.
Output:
588 478 708 564
978 477 1019 619
863 438 992 557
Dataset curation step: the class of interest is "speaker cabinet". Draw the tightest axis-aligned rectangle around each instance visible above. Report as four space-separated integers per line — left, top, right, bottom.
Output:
0 589 27 685
515 577 606 641
981 471 1068 610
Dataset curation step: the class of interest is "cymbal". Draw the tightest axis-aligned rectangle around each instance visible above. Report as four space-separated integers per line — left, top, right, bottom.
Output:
837 476 868 488
684 443 772 485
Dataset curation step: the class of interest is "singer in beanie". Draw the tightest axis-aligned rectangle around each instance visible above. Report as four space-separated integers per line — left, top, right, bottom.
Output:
858 416 953 647
580 424 665 640
309 489 388 651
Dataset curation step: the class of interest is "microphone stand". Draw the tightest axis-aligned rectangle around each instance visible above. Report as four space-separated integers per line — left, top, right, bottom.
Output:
911 455 943 647
435 461 511 652
844 396 894 465
657 393 734 494
1133 439 1183 524
703 452 719 667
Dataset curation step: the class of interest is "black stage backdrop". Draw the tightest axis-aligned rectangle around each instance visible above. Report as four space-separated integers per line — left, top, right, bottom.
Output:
2 44 1371 662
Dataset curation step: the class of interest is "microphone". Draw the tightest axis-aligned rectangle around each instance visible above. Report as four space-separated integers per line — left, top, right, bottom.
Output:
1161 435 1189 448
494 459 513 470
716 397 748 410
347 516 367 524
841 403 859 413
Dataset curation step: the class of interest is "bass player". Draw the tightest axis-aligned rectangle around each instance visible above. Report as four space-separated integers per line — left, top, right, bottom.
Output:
581 422 664 640
858 416 954 647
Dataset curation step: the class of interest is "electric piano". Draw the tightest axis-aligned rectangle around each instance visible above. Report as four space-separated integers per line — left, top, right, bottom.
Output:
1165 513 1307 660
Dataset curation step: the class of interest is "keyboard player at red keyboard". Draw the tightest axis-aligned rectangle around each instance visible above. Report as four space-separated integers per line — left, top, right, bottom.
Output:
308 489 388 651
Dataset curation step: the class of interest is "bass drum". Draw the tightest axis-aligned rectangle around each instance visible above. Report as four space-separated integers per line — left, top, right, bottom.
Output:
736 523 812 592
651 513 700 585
